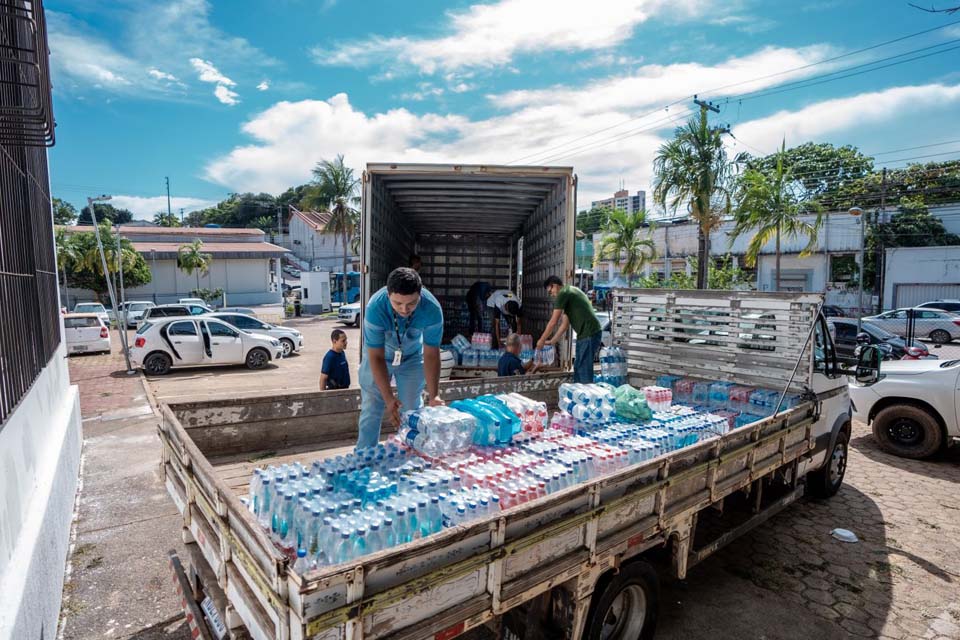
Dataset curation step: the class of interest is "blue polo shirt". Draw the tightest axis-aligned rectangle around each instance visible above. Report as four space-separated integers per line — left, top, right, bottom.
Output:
363 286 444 357
498 352 525 377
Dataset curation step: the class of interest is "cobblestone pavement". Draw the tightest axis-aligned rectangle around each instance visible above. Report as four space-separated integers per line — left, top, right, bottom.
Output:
661 420 960 639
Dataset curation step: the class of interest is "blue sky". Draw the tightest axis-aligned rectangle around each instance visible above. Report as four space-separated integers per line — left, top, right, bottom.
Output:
47 0 960 219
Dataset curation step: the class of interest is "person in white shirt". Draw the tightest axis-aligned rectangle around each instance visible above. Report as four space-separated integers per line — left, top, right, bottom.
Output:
486 289 523 349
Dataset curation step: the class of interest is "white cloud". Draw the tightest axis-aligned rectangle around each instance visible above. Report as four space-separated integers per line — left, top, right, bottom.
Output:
109 195 219 220
311 0 706 74
148 68 179 82
214 84 241 105
190 58 236 86
257 80 271 91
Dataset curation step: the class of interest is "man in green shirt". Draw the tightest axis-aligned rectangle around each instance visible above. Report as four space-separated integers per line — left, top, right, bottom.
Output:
537 275 602 383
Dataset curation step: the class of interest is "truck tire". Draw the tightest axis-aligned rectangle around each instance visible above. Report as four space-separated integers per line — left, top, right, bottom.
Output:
144 351 172 376
807 427 849 499
585 560 659 640
872 404 943 459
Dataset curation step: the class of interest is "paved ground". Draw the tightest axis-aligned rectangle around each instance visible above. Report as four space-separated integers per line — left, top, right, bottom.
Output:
61 326 960 639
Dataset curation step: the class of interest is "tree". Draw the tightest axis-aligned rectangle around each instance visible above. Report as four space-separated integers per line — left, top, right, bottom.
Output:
731 141 822 292
67 225 151 303
576 206 613 236
302 154 359 303
636 255 753 290
77 203 134 226
746 142 873 211
52 197 78 225
177 239 213 291
55 228 78 308
251 215 276 232
153 211 182 227
595 209 657 285
653 110 742 289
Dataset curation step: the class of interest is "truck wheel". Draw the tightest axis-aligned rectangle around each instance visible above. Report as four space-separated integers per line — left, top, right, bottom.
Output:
872 404 943 459
585 560 659 640
246 348 270 370
144 352 172 376
807 427 849 499
929 329 951 345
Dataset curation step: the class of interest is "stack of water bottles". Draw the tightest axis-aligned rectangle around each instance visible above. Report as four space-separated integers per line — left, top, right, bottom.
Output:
450 334 471 365
557 382 617 425
398 406 476 457
598 346 628 386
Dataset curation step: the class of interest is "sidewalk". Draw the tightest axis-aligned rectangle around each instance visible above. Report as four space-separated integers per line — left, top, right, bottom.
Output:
59 346 191 640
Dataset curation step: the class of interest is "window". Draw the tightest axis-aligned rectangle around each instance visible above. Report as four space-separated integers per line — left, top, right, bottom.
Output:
919 310 942 319
65 317 100 329
833 322 857 340
189 305 207 315
168 321 197 336
207 322 239 338
813 316 838 376
226 315 259 330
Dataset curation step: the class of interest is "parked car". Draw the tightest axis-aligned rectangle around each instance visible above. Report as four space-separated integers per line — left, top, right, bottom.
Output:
140 302 213 327
821 305 845 317
131 317 282 375
828 318 933 365
862 307 960 345
63 313 111 355
209 312 303 357
72 302 109 325
916 299 960 313
116 301 156 328
178 297 208 306
850 358 960 458
219 307 256 316
338 301 360 326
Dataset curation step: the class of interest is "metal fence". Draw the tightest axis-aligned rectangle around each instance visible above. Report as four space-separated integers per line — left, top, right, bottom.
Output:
0 0 60 426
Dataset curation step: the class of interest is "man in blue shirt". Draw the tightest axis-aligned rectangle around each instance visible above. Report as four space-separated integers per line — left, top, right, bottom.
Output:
497 333 537 377
319 329 350 390
358 267 445 449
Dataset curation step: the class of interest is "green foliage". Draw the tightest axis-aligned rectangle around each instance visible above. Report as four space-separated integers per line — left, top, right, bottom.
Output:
852 160 960 210
52 197 78 225
61 225 151 302
636 255 753 290
576 206 612 236
177 239 213 290
153 211 182 227
185 192 278 228
77 203 134 226
302 154 359 302
595 209 656 284
653 110 743 288
190 287 224 305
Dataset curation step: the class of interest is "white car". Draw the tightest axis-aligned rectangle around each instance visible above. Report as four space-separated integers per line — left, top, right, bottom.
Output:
849 357 960 459
63 313 111 355
178 297 208 306
208 312 303 357
338 302 361 327
131 316 283 375
116 301 156 328
73 302 110 326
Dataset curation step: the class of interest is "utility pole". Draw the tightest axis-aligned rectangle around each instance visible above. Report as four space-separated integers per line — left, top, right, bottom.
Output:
88 195 134 373
180 208 185 225
690 96 728 290
875 168 887 312
693 95 720 115
165 176 172 216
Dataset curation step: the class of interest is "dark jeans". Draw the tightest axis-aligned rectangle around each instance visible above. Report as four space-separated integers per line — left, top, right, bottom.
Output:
467 295 486 336
574 333 602 383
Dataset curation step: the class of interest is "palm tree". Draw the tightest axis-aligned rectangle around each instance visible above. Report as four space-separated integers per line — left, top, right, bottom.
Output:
731 141 822 292
653 110 741 289
302 154 360 303
177 239 213 292
595 209 657 286
55 227 77 309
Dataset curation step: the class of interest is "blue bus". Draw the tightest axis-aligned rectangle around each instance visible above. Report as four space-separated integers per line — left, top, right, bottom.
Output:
331 271 361 304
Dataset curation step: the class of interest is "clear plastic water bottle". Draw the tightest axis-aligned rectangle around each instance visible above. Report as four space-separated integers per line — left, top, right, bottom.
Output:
293 548 312 574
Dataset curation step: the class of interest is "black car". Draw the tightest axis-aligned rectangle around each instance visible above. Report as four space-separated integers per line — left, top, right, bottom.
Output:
829 318 932 365
821 305 845 318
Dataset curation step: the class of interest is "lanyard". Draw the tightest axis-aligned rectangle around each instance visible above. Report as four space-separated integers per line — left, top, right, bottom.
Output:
392 310 414 349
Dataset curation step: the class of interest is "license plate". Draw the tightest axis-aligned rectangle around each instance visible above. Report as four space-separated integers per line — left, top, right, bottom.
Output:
74 345 88 352
200 596 227 639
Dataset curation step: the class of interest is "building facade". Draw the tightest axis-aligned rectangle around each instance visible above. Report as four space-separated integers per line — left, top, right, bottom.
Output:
0 3 84 637
285 206 359 272
590 189 646 214
883 246 960 309
63 226 287 307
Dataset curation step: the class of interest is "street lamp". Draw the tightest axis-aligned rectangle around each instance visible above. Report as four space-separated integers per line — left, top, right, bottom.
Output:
87 194 134 373
849 206 865 332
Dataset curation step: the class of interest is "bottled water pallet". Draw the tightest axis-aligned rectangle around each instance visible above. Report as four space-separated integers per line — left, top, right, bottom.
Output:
159 375 819 640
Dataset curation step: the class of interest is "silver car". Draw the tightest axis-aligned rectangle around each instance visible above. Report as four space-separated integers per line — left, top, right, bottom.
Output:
208 312 303 357
862 307 960 345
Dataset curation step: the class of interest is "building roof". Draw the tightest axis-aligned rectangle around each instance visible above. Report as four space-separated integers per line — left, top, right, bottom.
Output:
290 206 333 232
61 224 265 236
130 241 288 259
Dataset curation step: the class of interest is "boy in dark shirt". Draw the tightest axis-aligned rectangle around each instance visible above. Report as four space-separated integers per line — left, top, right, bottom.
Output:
320 329 350 390
497 333 537 377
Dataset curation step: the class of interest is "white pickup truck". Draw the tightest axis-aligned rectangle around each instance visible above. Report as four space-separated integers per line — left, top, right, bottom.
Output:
850 358 960 458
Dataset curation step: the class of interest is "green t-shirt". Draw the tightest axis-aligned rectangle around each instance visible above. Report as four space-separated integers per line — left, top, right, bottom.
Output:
554 285 601 339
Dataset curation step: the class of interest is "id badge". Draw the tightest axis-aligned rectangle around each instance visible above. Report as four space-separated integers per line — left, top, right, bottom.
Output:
392 351 402 367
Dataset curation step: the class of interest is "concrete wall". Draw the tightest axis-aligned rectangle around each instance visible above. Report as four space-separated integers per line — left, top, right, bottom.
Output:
0 342 82 640
287 216 357 270
883 246 960 310
756 254 828 292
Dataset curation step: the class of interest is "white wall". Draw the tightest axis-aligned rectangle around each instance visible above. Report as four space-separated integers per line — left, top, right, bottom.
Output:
756 253 828 292
883 246 960 309
0 342 82 640
288 216 356 269
122 257 281 305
